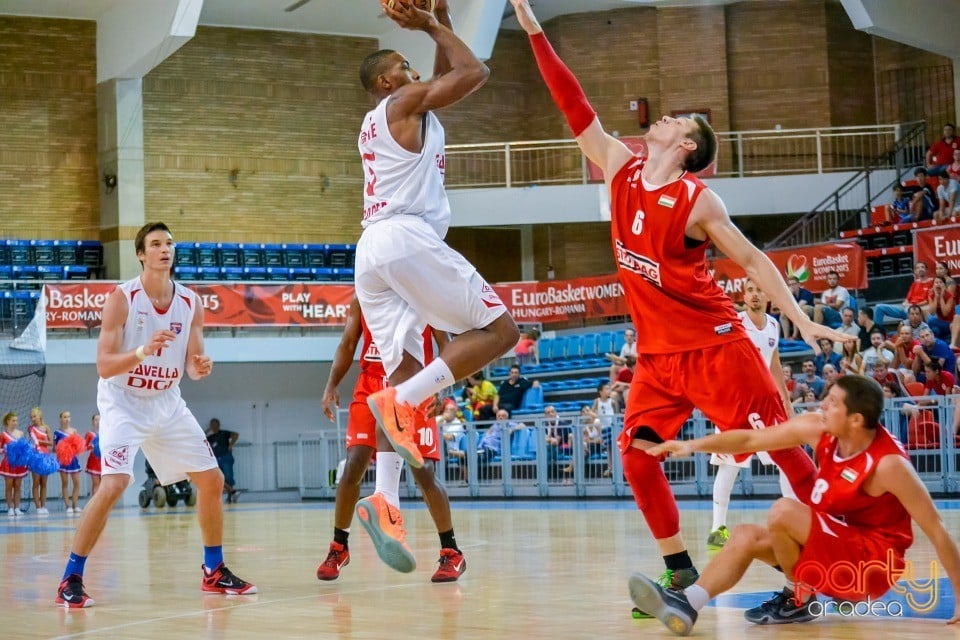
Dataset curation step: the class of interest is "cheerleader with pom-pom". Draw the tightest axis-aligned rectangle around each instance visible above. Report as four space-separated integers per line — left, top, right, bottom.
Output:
84 414 101 496
1 412 28 517
54 411 84 515
28 407 53 515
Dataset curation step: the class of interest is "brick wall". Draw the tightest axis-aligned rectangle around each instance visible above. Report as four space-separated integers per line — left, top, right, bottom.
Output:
825 2 876 128
0 18 98 240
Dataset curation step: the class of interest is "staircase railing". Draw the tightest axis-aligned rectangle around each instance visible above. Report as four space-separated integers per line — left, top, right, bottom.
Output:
764 121 927 249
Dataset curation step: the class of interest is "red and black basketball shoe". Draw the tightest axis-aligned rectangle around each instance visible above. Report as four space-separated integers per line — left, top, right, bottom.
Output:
56 574 94 608
317 541 351 581
201 563 258 595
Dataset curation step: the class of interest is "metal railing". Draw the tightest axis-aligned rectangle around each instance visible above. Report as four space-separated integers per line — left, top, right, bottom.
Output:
445 123 916 189
765 121 927 249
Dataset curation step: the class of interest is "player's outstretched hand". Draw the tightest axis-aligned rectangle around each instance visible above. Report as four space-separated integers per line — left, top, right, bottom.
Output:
646 440 693 459
321 386 339 422
796 318 856 352
188 354 213 380
509 0 543 35
382 1 436 31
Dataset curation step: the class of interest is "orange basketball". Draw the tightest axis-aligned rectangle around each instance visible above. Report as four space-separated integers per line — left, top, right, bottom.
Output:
384 0 437 12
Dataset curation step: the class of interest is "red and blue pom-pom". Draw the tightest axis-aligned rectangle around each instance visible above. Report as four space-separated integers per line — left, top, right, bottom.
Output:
56 433 85 465
5 438 33 467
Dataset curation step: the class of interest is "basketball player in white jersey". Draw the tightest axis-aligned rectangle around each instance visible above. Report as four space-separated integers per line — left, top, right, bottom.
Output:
56 222 256 608
354 1 519 545
707 279 797 551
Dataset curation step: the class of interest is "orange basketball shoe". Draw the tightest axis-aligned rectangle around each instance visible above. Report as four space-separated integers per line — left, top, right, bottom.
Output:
316 541 350 581
366 387 424 469
355 493 416 573
431 548 466 583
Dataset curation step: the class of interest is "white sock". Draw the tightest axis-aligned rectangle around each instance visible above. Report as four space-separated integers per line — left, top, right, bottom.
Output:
374 452 403 508
778 472 797 500
711 464 739 531
685 584 711 611
394 358 455 406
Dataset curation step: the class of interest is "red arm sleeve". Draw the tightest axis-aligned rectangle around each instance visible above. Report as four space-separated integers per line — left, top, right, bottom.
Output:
528 32 597 137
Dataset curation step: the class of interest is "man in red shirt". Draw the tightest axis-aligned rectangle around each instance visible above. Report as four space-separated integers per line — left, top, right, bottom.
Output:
511 0 853 617
632 376 960 632
873 261 933 328
922 360 956 396
926 123 960 176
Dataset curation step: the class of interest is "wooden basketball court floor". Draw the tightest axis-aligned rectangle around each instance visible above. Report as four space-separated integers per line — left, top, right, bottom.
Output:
2 499 957 639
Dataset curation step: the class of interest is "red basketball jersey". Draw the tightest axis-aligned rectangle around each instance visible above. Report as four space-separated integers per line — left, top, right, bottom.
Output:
358 314 435 378
609 157 746 353
809 426 913 551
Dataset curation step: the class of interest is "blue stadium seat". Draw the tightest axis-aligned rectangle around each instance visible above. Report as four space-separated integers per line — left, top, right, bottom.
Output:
306 244 326 268
511 428 536 461
547 337 567 361
0 266 11 281
174 266 198 280
326 243 355 268
218 243 242 268
266 267 290 281
263 244 284 267
12 265 37 280
331 267 354 281
13 289 39 319
30 240 55 265
76 241 102 269
241 267 267 281
174 242 198 267
7 240 29 266
240 243 265 267
283 243 308 267
537 338 555 362
37 265 63 280
596 331 614 355
521 385 544 410
612 331 626 355
223 267 245 281
565 335 583 360
196 266 221 281
289 267 312 281
0 243 9 266
581 333 599 358
196 243 218 267
312 267 338 281
491 366 511 377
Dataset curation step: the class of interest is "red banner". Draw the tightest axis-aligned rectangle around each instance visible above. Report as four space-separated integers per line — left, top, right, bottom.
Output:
492 274 627 324
914 224 960 272
586 136 717 181
44 283 355 329
708 242 867 302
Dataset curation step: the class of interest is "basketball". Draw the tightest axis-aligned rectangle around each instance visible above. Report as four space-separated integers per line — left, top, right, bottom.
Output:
384 0 437 13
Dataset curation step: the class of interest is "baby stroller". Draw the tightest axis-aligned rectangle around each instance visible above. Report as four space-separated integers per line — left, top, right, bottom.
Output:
138 460 197 508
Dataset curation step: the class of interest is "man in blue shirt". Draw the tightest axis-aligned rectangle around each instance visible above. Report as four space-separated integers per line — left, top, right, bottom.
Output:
913 327 957 381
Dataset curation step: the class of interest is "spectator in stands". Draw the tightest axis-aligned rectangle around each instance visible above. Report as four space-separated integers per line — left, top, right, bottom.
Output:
611 354 635 405
780 276 815 340
591 381 620 429
813 270 849 328
495 365 537 415
792 389 818 413
542 405 572 479
935 173 960 222
922 360 957 397
205 418 239 503
464 372 498 421
812 338 841 376
476 409 525 471
782 364 795 396
873 261 933 328
437 403 467 482
885 184 913 224
935 261 957 294
926 275 955 341
871 358 898 387
912 326 957 382
820 364 840 398
791 360 825 401
949 148 960 184
562 405 602 484
903 304 931 339
859 327 894 374
838 339 862 375
606 328 637 380
905 168 937 220
856 306 877 346
886 324 920 375
925 123 960 176
832 307 861 353
514 329 539 367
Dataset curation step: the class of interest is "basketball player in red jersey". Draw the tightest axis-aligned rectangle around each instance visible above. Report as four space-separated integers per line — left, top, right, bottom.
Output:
633 375 960 632
510 0 855 615
319 296 465 582
355 1 518 558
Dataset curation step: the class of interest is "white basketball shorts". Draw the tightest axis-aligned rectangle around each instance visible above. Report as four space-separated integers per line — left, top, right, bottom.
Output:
355 215 508 376
97 379 218 486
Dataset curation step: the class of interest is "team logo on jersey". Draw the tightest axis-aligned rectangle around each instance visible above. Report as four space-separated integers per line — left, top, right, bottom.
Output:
657 194 676 208
714 323 733 336
169 322 182 334
479 282 504 309
136 311 147 332
840 467 859 483
104 445 129 469
364 343 383 362
615 240 661 286
768 337 776 348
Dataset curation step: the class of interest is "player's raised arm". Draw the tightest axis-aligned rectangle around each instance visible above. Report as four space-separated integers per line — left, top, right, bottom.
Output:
874 455 960 624
690 189 856 350
322 297 363 421
510 0 632 180
381 2 489 117
432 0 453 79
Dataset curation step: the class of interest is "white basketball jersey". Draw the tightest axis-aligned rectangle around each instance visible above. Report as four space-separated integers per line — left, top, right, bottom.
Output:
738 310 779 366
107 276 197 397
358 95 450 238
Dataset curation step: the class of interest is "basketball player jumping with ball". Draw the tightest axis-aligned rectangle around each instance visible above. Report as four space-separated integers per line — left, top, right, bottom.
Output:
353 0 519 569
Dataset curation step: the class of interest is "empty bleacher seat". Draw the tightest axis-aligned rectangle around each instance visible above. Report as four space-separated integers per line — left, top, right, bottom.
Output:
565 335 583 360
36 265 62 280
325 243 355 268
0 265 11 282
174 266 198 280
240 243 264 267
54 240 79 266
218 243 241 267
312 267 335 281
7 240 29 265
77 241 102 269
196 266 221 281
266 267 290 281
612 331 626 355
31 240 56 265
223 267 245 281
242 267 268 281
283 243 308 267
581 334 599 358
196 243 218 267
64 264 89 280
289 267 312 281
306 244 326 268
264 244 284 267
174 242 198 267
12 265 37 280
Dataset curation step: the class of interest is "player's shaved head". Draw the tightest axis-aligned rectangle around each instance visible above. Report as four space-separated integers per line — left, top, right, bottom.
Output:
360 49 398 93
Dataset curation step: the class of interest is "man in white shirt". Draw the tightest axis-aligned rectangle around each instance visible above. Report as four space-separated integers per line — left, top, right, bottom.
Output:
813 270 850 328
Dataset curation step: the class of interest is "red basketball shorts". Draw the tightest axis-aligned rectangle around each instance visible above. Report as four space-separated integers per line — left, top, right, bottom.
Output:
347 372 440 462
617 339 786 460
